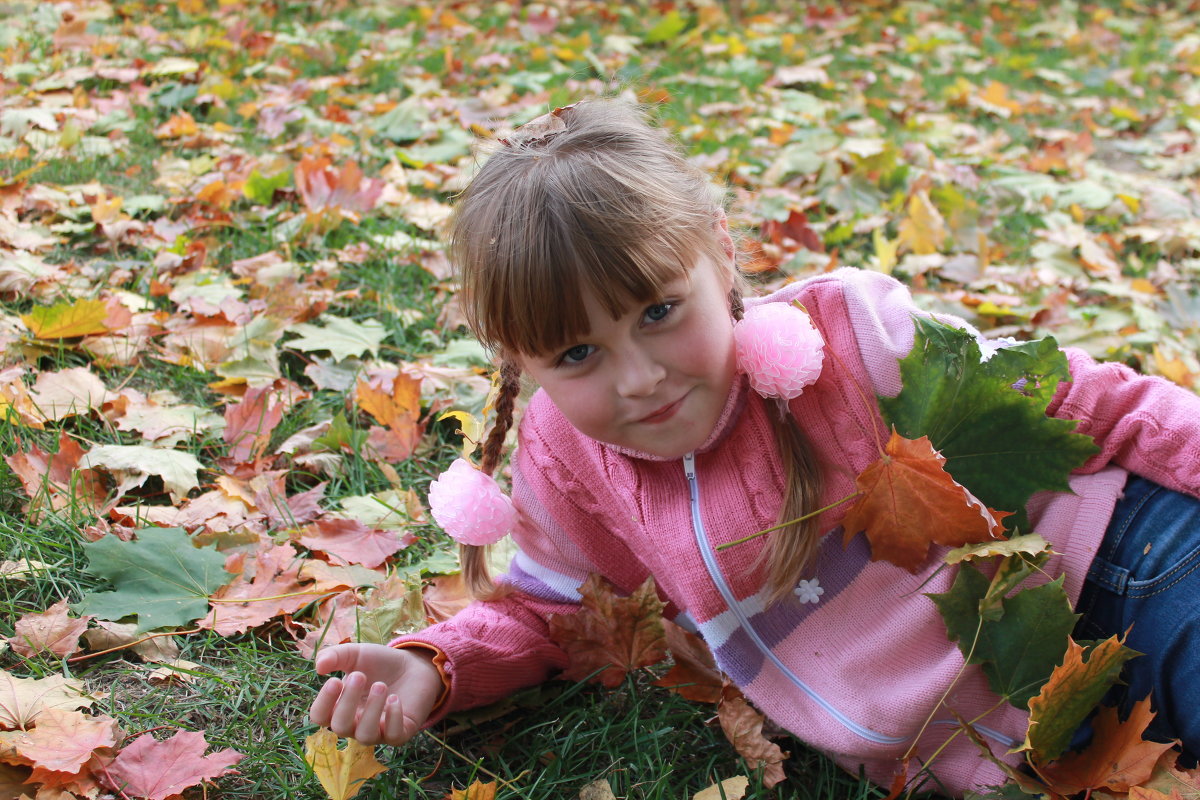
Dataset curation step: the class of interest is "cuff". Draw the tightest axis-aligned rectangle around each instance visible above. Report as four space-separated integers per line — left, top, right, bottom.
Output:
391 641 452 716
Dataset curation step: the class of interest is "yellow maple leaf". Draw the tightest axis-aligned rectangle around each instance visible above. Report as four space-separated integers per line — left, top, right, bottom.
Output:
21 298 110 339
897 191 947 256
448 780 497 800
304 728 386 800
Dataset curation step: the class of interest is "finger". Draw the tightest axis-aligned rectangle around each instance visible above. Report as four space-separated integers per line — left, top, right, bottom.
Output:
314 644 359 676
308 677 343 728
382 695 410 746
354 682 389 744
328 672 367 737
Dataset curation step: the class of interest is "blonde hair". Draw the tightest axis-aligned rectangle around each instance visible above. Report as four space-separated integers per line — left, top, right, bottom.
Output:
448 99 822 605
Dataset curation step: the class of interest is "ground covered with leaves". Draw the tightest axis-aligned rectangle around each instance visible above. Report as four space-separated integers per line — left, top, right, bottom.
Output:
2 0 1200 798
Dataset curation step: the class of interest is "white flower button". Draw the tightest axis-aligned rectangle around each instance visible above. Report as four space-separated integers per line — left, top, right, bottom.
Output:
794 578 824 604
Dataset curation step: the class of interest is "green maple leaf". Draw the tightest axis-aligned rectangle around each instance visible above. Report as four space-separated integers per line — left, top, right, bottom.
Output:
879 317 1100 528
929 563 1078 710
73 527 234 633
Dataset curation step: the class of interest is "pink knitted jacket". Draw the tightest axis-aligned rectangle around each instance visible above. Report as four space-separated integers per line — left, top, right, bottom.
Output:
395 268 1200 795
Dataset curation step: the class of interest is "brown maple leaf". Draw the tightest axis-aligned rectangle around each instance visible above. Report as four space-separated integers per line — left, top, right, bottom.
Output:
103 729 243 800
1037 697 1179 795
202 543 318 636
0 670 95 729
9 599 91 658
548 574 668 688
652 620 723 704
842 430 1010 572
5 432 106 518
296 517 414 570
717 685 788 788
223 386 284 466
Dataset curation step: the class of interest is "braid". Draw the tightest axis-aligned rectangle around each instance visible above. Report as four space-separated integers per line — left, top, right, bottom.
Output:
461 359 522 601
480 360 521 477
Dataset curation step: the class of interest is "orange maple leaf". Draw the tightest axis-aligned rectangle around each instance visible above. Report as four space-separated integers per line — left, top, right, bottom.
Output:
0 708 117 774
548 575 668 688
447 780 497 800
1037 697 1179 795
842 430 1010 573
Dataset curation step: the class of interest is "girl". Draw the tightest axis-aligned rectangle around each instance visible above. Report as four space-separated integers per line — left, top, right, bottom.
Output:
309 99 1200 794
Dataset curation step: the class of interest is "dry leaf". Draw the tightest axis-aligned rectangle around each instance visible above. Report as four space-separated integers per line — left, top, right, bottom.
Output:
1038 698 1179 795
578 778 617 800
447 779 497 800
305 728 386 800
103 729 243 800
548 575 668 688
717 687 788 788
0 708 117 773
693 776 749 800
0 670 95 729
842 430 1009 572
9 600 91 658
653 620 723 704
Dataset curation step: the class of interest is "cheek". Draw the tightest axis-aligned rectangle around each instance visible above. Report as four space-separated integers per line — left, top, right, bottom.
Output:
541 379 613 436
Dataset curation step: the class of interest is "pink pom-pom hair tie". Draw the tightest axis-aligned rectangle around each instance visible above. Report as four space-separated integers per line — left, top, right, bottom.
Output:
735 302 825 400
427 457 517 546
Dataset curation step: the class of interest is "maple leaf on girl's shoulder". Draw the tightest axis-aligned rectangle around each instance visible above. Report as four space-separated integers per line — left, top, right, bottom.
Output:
842 430 1010 572
547 574 668 688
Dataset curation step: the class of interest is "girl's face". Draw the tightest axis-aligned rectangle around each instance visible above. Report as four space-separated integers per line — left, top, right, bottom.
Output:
518 253 737 459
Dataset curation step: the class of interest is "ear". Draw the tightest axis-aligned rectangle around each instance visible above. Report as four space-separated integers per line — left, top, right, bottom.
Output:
712 208 735 264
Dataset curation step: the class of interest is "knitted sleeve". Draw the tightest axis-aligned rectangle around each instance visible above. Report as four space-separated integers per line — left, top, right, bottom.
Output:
387 416 603 719
1046 349 1200 498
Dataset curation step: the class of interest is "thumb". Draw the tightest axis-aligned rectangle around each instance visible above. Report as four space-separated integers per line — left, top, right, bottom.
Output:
313 643 360 675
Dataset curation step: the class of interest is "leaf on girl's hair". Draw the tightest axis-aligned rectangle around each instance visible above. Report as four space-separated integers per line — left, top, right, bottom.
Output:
103 729 244 800
928 565 1076 710
548 575 668 688
879 318 1099 530
73 527 233 633
1036 698 1178 795
945 532 1050 564
287 316 387 362
8 599 91 658
653 620 724 704
717 686 788 788
0 707 117 774
842 430 1010 572
448 779 497 800
304 734 384 800
1022 635 1141 763
21 298 109 339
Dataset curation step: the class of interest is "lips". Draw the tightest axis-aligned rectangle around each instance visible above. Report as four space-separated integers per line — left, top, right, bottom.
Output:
638 395 685 424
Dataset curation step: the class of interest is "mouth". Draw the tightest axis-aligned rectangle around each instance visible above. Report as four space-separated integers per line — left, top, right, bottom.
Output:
638 394 686 424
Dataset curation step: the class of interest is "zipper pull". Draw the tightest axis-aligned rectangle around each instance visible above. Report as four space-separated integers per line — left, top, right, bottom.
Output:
682 452 696 481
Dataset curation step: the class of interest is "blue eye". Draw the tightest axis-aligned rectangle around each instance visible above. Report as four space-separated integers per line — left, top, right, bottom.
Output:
560 344 593 365
644 303 672 323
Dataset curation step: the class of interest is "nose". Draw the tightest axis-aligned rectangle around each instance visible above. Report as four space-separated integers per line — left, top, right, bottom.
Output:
614 345 666 398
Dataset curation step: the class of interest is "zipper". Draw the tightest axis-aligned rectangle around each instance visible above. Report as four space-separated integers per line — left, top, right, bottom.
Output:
683 452 907 747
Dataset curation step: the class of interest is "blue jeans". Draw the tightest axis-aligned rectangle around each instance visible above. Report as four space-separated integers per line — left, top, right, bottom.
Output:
1074 475 1200 757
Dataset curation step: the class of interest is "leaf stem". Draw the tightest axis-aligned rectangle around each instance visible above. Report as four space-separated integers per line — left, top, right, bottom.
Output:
424 731 529 794
716 491 860 551
67 627 201 664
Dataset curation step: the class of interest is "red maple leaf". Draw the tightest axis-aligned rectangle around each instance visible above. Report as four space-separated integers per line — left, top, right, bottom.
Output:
842 430 1010 572
103 729 243 800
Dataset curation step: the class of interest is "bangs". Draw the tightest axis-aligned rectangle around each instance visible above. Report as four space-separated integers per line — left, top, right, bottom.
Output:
458 166 720 358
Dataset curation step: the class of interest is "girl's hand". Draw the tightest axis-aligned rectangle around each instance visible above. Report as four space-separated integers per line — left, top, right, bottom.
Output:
309 643 444 746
